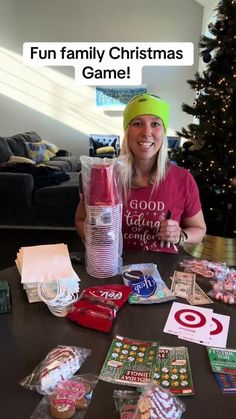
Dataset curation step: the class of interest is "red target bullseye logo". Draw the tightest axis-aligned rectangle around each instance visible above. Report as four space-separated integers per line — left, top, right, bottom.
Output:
210 317 223 335
174 309 206 328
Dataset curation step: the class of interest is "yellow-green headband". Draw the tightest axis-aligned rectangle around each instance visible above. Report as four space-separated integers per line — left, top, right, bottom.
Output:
123 93 170 132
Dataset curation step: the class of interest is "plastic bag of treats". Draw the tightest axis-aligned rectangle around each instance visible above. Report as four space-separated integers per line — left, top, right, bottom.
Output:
134 384 186 419
179 258 228 280
114 389 141 418
208 269 236 304
30 374 98 419
20 345 91 395
122 263 175 304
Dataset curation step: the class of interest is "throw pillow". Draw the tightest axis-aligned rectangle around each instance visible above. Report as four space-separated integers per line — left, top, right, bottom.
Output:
96 146 115 154
25 141 51 163
8 155 36 164
41 140 59 155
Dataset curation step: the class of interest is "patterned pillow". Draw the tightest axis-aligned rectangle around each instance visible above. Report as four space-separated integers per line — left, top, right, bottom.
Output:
25 141 52 163
41 140 59 155
96 146 115 154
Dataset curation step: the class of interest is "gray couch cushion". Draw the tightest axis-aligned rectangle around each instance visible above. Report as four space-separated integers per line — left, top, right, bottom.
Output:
0 132 42 164
0 138 13 163
0 172 34 224
50 156 81 172
34 172 80 208
12 131 42 143
43 159 72 172
7 136 28 157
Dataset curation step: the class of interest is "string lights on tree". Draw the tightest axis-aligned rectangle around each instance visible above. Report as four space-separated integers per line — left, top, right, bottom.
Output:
174 0 236 237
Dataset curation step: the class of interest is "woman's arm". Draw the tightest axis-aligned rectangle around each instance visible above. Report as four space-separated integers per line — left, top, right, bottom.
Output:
158 210 206 246
75 196 87 240
180 209 206 245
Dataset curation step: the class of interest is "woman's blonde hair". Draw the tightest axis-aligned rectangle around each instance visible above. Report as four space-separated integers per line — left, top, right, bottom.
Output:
120 128 169 199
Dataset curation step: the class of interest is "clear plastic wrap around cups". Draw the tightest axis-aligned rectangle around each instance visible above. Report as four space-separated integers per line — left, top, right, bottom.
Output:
20 345 91 395
80 156 125 279
134 384 186 419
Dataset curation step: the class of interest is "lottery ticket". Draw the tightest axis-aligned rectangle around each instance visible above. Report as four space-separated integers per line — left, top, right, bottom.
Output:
207 347 236 374
99 335 159 387
214 373 236 393
153 346 194 396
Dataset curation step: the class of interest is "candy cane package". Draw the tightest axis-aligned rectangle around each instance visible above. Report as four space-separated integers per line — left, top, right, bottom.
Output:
20 345 91 395
80 156 125 278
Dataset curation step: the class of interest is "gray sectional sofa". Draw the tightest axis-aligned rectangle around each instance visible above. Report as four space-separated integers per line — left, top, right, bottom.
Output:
0 132 81 227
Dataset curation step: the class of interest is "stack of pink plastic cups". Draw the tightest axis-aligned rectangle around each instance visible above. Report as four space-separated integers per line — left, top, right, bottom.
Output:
85 164 122 278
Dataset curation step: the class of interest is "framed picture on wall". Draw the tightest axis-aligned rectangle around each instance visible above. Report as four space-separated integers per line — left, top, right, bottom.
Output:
96 86 147 109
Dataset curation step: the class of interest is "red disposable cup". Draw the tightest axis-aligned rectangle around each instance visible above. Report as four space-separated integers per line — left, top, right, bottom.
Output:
88 164 119 206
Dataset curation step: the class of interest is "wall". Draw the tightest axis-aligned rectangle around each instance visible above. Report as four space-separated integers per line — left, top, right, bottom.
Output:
0 0 203 155
198 0 218 73
201 0 218 34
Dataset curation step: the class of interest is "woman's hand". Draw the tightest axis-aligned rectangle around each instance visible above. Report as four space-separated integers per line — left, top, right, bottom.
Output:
158 219 181 246
157 210 206 247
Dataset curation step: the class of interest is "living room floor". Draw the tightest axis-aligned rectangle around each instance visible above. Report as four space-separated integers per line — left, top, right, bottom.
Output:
0 228 82 270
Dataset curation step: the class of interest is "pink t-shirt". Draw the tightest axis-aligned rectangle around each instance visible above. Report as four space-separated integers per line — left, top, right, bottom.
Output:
122 164 201 253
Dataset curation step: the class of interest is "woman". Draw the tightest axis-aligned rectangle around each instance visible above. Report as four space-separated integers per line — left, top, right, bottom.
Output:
75 93 206 253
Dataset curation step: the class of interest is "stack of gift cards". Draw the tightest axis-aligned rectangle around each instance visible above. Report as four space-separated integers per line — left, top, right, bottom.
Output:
164 302 230 347
207 347 236 393
171 271 213 305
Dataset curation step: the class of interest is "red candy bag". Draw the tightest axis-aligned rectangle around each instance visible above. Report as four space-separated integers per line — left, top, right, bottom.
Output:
67 284 131 333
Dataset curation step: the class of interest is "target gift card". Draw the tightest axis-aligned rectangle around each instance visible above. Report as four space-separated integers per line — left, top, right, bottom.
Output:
208 313 230 348
179 312 230 348
164 302 213 344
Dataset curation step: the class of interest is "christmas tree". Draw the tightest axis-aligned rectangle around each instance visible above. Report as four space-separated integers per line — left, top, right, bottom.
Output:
174 0 236 238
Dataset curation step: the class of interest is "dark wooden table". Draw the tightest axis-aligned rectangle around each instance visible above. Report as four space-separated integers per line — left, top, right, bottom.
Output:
0 250 235 419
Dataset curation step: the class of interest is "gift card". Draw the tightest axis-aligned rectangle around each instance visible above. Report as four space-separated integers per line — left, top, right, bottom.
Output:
164 302 213 344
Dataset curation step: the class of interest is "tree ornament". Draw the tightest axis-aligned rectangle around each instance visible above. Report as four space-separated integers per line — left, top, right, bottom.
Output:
215 21 222 30
183 141 191 150
219 13 226 21
231 177 236 188
203 50 212 63
189 135 205 151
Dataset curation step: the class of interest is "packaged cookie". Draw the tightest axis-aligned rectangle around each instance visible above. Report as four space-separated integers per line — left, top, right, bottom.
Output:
134 384 186 419
30 374 98 419
20 345 91 395
122 264 175 305
114 389 140 418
